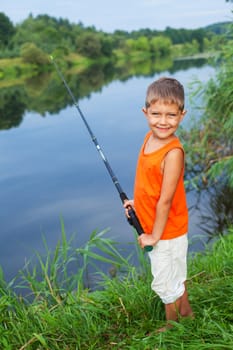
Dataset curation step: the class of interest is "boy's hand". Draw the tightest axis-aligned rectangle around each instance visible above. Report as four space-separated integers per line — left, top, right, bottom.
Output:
123 199 135 218
138 233 157 249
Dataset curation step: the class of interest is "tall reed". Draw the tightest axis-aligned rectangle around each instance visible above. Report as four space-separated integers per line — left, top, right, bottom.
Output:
0 224 233 349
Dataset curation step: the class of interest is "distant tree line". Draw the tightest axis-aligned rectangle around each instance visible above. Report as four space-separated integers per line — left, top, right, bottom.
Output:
0 12 231 67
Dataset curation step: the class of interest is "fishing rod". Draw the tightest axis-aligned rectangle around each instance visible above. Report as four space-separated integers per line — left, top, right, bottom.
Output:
50 56 152 252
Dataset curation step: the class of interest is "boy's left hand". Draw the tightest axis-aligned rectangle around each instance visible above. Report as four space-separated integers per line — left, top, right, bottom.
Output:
138 233 157 249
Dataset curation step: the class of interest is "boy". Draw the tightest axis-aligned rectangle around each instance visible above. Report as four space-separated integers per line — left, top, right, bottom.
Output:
124 77 193 332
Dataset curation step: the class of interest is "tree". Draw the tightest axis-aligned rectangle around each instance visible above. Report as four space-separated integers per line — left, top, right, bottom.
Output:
76 33 102 58
12 14 78 53
98 34 114 57
124 38 136 53
20 42 50 65
0 12 15 47
134 36 150 52
150 36 172 58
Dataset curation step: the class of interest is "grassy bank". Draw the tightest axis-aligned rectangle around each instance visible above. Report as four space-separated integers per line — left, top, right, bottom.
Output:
1 226 233 349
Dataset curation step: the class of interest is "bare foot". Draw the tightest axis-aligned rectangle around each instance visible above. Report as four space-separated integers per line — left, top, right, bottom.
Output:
180 311 195 319
156 323 173 333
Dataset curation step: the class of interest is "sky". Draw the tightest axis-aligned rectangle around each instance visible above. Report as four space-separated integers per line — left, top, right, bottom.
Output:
1 0 232 32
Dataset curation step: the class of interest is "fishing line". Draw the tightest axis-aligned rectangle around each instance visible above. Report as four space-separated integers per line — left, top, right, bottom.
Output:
50 56 152 252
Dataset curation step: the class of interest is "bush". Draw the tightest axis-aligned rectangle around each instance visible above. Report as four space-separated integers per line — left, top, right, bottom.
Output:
20 42 50 65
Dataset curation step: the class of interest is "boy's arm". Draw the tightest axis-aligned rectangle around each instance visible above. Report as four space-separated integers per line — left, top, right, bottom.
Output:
138 148 184 248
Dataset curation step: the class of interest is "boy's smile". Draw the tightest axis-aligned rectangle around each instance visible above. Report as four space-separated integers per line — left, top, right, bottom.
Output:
143 100 186 142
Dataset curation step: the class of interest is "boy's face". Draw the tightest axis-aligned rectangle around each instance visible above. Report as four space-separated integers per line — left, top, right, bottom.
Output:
142 100 186 140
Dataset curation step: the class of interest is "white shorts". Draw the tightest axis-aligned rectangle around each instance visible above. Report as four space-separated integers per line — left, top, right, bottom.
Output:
148 234 188 304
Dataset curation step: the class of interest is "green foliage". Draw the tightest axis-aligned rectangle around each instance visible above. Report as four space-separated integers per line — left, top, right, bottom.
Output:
123 36 151 54
76 32 114 58
17 218 86 301
12 14 80 54
0 12 15 47
205 21 232 35
20 42 50 66
134 36 150 51
120 35 172 61
150 36 172 58
0 11 229 65
164 27 208 47
76 32 103 58
184 22 233 188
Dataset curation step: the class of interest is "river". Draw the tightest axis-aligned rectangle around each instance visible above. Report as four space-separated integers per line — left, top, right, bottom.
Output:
0 60 217 281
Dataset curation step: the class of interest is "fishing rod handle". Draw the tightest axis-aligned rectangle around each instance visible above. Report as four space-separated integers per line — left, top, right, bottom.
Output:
127 207 153 252
120 192 153 252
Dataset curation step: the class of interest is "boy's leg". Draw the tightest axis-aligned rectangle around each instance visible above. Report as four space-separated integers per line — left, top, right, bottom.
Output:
180 283 194 317
158 288 193 332
165 285 193 321
149 235 193 332
165 298 181 322
156 297 182 332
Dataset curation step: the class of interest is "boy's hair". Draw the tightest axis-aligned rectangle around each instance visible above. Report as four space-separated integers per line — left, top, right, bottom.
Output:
145 77 185 111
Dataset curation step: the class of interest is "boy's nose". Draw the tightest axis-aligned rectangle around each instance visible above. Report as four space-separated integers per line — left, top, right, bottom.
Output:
159 115 167 123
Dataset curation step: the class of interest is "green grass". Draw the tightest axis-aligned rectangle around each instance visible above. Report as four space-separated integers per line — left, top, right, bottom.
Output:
0 222 233 349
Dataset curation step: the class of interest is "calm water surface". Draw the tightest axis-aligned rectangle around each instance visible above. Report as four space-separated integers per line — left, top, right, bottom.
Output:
0 64 216 281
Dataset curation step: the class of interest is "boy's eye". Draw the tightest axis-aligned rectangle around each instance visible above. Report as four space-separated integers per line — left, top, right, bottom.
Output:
150 111 179 118
168 113 177 118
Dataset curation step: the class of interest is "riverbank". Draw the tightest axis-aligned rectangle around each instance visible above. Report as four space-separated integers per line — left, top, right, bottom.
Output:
173 52 217 61
0 228 233 349
0 49 214 89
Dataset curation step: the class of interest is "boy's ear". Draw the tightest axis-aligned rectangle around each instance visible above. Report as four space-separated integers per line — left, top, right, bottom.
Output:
142 107 147 116
180 109 187 121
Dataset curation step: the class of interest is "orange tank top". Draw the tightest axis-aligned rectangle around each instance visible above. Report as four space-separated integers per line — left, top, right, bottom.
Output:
134 131 188 240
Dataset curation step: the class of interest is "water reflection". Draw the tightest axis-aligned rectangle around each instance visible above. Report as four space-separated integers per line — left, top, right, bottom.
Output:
170 58 209 73
0 87 26 128
0 57 208 130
